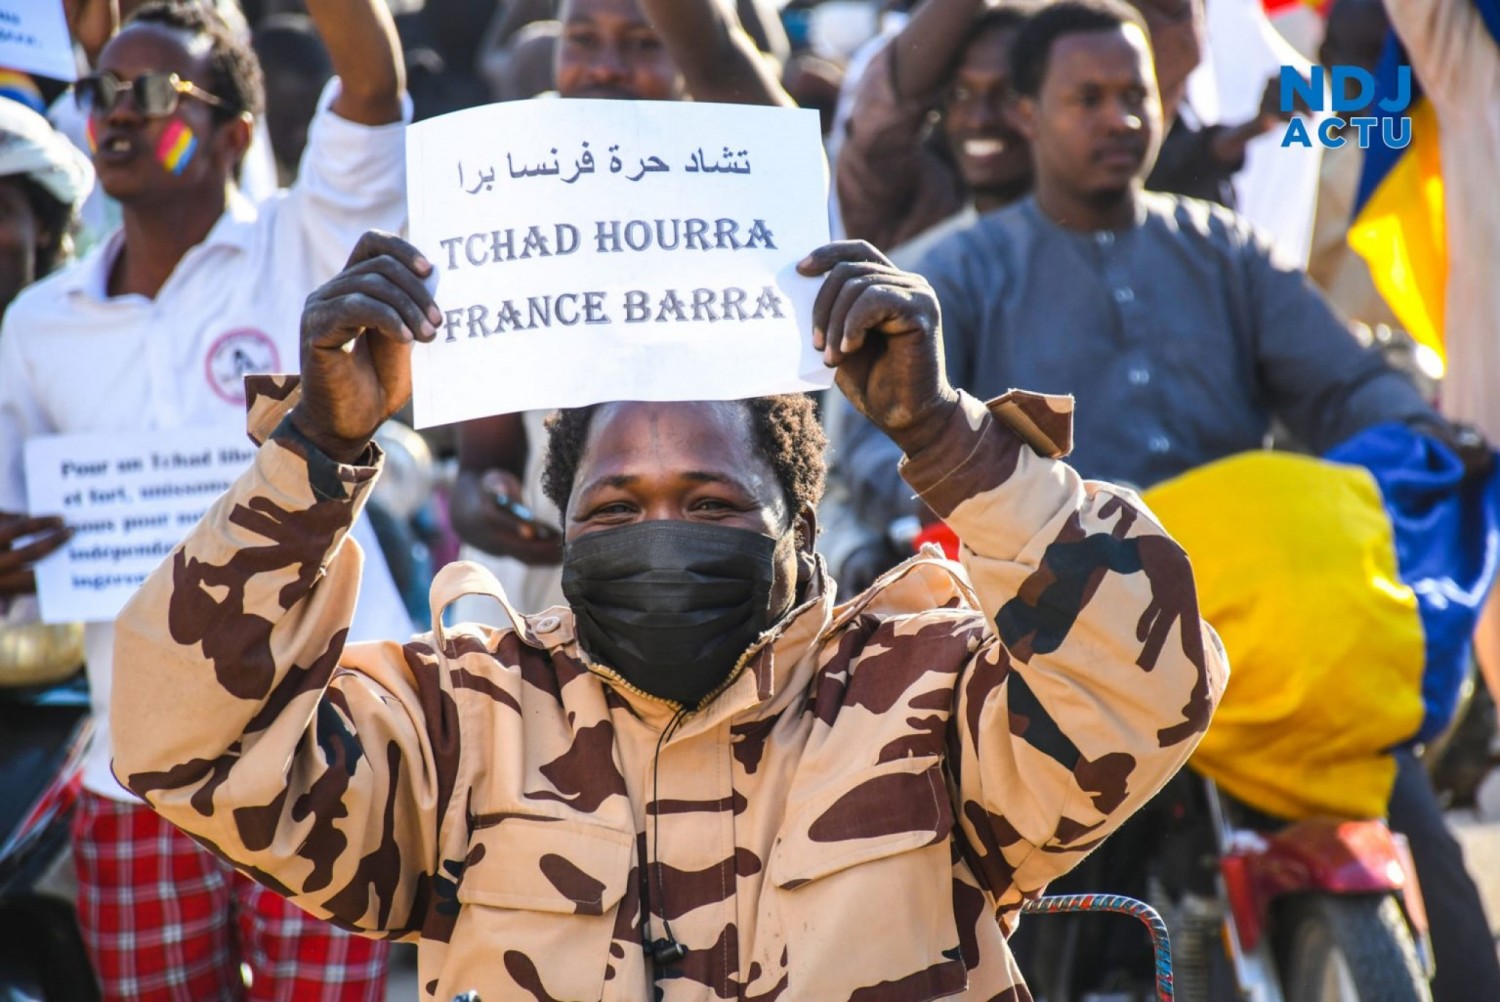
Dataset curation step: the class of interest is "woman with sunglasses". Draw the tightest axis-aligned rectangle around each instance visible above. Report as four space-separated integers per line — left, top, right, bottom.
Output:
0 1 412 999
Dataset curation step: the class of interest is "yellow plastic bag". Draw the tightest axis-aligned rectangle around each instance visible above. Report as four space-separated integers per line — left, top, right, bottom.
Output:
1143 452 1425 820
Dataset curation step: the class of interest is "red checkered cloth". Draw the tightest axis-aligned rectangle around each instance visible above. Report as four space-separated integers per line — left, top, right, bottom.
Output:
72 791 390 1001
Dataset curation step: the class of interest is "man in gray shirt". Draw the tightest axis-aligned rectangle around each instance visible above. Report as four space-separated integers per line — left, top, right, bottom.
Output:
829 2 1498 998
834 0 1431 527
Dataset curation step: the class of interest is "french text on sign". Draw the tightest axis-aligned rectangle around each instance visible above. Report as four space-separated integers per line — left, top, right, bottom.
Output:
23 428 263 623
405 99 832 427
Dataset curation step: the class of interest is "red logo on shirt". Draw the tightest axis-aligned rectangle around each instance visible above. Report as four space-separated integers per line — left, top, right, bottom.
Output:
205 329 280 404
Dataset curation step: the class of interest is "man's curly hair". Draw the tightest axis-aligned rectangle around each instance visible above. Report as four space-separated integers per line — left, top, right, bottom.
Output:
542 396 828 524
127 1 266 122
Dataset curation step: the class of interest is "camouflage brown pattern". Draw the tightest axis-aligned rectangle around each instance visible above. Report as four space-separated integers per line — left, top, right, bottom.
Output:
990 390 1073 460
113 386 1227 1001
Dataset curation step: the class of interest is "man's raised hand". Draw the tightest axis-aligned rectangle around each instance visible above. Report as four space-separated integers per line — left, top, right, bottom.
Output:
797 241 959 456
290 231 440 464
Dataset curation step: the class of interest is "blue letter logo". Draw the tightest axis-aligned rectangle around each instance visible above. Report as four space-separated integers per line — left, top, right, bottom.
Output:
1279 65 1410 114
1278 64 1412 149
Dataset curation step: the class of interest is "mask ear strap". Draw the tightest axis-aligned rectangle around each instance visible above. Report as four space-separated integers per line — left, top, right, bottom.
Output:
427 562 532 684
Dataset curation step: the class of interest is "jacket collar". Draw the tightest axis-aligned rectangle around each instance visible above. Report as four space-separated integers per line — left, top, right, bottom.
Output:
58 188 259 302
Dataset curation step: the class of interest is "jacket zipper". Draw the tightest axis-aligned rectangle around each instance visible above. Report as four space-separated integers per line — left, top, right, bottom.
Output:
584 661 685 709
583 641 762 718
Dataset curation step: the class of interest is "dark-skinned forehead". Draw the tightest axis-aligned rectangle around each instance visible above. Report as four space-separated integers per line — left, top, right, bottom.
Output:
99 21 214 76
1045 25 1152 83
560 0 651 24
574 400 784 502
1131 0 1193 20
959 27 1018 75
577 468 762 500
582 399 757 467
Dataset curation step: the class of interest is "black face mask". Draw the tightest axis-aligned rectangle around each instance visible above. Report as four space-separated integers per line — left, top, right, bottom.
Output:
561 520 787 706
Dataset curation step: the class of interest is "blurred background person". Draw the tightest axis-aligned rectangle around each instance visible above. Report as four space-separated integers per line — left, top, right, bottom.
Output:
835 0 1033 260
1132 0 1304 208
0 98 93 317
251 13 332 183
48 0 281 253
877 2 1496 996
478 14 561 101
822 0 1034 590
0 0 410 996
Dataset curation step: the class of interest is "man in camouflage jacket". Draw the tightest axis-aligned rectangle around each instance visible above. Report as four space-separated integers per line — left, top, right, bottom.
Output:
111 233 1226 1001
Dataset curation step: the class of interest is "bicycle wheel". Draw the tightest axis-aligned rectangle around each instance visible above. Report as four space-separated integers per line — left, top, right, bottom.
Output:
1275 893 1429 1002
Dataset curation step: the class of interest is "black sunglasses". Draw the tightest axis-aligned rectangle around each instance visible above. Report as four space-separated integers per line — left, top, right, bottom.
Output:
73 71 230 118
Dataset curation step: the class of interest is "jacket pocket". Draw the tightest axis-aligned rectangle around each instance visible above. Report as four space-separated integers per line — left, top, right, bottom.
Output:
766 758 967 1001
445 816 634 1001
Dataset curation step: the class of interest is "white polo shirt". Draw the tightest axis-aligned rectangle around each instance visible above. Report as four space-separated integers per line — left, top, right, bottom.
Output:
0 91 412 799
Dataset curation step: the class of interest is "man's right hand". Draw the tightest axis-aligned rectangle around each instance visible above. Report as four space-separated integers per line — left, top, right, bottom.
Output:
449 469 564 567
0 512 72 597
289 231 440 464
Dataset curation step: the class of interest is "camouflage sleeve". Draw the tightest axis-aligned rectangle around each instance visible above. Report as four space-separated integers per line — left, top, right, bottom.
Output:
899 390 1228 922
111 384 457 938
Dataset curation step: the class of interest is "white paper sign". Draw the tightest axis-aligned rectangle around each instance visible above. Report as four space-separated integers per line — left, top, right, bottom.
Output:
0 1 77 83
405 99 833 428
24 428 415 632
24 428 257 623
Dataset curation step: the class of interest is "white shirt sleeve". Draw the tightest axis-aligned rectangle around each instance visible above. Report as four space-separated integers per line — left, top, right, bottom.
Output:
1383 0 1492 108
239 116 282 204
271 79 413 281
0 307 54 512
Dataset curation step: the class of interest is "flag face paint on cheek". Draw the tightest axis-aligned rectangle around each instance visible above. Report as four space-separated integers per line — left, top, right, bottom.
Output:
0 69 45 115
85 117 98 154
156 120 198 175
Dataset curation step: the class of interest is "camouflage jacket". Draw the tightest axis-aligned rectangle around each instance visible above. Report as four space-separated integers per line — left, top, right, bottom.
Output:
112 382 1226 1002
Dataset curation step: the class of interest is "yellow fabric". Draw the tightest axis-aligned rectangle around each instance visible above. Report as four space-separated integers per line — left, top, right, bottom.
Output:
1348 99 1447 365
1143 453 1426 820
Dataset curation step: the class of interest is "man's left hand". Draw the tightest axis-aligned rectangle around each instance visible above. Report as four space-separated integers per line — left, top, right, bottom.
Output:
797 241 959 457
291 231 439 464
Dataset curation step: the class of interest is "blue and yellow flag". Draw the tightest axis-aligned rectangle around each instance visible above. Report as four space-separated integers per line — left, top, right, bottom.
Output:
1142 426 1500 821
1349 1 1500 366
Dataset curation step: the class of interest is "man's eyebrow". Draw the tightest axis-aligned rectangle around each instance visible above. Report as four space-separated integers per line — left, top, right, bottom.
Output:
577 470 758 495
681 470 749 489
578 473 638 495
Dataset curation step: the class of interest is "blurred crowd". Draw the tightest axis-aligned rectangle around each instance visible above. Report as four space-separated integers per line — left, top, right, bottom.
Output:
1 0 1498 999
